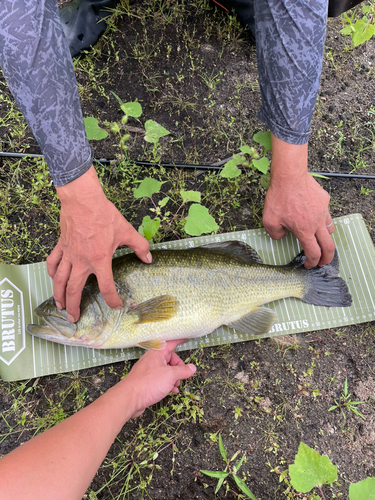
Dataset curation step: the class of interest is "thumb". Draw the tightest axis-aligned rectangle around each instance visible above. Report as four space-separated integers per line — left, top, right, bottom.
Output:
172 363 196 381
120 219 152 264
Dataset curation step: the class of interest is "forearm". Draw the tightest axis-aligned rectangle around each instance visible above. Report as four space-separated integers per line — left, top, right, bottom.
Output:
0 0 93 186
269 134 308 182
255 0 328 144
0 379 136 500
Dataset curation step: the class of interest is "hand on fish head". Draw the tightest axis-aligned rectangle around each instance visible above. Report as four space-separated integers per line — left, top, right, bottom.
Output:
26 287 132 347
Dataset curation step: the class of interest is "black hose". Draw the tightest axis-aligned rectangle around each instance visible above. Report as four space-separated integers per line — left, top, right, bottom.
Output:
1 151 375 179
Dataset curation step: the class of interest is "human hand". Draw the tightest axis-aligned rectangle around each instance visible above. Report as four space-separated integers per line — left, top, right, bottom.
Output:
262 136 335 268
47 166 151 322
123 340 196 419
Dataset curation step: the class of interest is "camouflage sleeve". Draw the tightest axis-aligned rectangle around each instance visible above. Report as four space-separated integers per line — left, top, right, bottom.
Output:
254 0 328 145
0 0 93 187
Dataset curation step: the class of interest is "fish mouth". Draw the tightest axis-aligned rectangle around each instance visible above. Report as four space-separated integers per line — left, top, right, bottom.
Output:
26 323 103 347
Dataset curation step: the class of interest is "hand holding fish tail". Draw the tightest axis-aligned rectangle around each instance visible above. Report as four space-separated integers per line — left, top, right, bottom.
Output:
124 340 196 419
47 166 152 323
262 135 335 269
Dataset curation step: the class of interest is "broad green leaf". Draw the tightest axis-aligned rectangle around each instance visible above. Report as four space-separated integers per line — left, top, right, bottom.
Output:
141 216 160 241
180 190 201 203
253 130 271 151
220 160 242 178
200 470 229 478
260 173 270 190
362 5 372 13
219 434 227 462
353 20 374 46
349 477 375 499
133 177 163 198
252 157 270 174
289 443 337 493
84 117 108 141
220 155 243 179
158 196 169 207
184 204 218 236
144 120 170 143
240 145 252 154
340 25 353 35
120 101 142 118
233 475 258 500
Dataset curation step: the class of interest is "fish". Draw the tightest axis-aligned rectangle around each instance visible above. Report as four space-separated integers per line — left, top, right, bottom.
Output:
26 241 352 350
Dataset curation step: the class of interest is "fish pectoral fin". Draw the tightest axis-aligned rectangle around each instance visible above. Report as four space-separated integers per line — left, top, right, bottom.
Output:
128 295 178 324
228 307 276 336
138 340 167 350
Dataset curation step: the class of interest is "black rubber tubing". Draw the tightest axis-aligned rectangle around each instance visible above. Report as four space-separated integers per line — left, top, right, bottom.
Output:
1 151 375 179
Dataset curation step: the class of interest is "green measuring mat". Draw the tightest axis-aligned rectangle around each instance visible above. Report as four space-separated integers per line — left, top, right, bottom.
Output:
1 214 374 381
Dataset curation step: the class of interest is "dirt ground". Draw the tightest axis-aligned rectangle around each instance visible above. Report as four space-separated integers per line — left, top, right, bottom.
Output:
1 1 375 499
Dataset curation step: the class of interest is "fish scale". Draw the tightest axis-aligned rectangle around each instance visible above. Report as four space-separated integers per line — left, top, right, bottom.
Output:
27 241 352 349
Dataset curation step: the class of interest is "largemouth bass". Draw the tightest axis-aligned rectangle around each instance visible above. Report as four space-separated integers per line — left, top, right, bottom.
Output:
27 241 352 349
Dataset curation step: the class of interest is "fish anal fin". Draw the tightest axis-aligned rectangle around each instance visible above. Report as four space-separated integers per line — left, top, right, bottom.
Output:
138 340 167 350
128 295 178 324
228 307 276 336
199 241 264 265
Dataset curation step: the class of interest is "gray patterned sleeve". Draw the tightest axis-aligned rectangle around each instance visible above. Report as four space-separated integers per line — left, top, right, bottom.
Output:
255 0 328 145
0 0 93 187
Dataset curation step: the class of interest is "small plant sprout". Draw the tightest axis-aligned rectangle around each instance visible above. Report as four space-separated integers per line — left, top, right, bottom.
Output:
85 96 170 159
200 434 257 499
340 4 375 47
361 186 373 196
220 131 271 188
133 177 218 241
234 406 243 420
289 442 337 500
328 378 365 420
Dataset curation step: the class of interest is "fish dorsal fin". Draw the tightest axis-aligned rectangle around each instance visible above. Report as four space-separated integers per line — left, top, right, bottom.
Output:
199 241 264 265
138 340 167 350
228 307 276 336
128 295 178 324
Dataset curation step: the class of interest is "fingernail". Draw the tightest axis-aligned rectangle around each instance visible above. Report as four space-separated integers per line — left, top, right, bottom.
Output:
55 301 63 310
187 364 196 373
115 304 123 310
68 314 76 323
146 252 152 264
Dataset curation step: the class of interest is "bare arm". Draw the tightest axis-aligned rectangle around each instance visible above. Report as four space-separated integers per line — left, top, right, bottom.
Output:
0 340 196 500
263 135 335 268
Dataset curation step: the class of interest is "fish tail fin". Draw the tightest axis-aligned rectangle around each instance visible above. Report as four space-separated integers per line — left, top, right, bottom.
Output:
300 250 352 307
